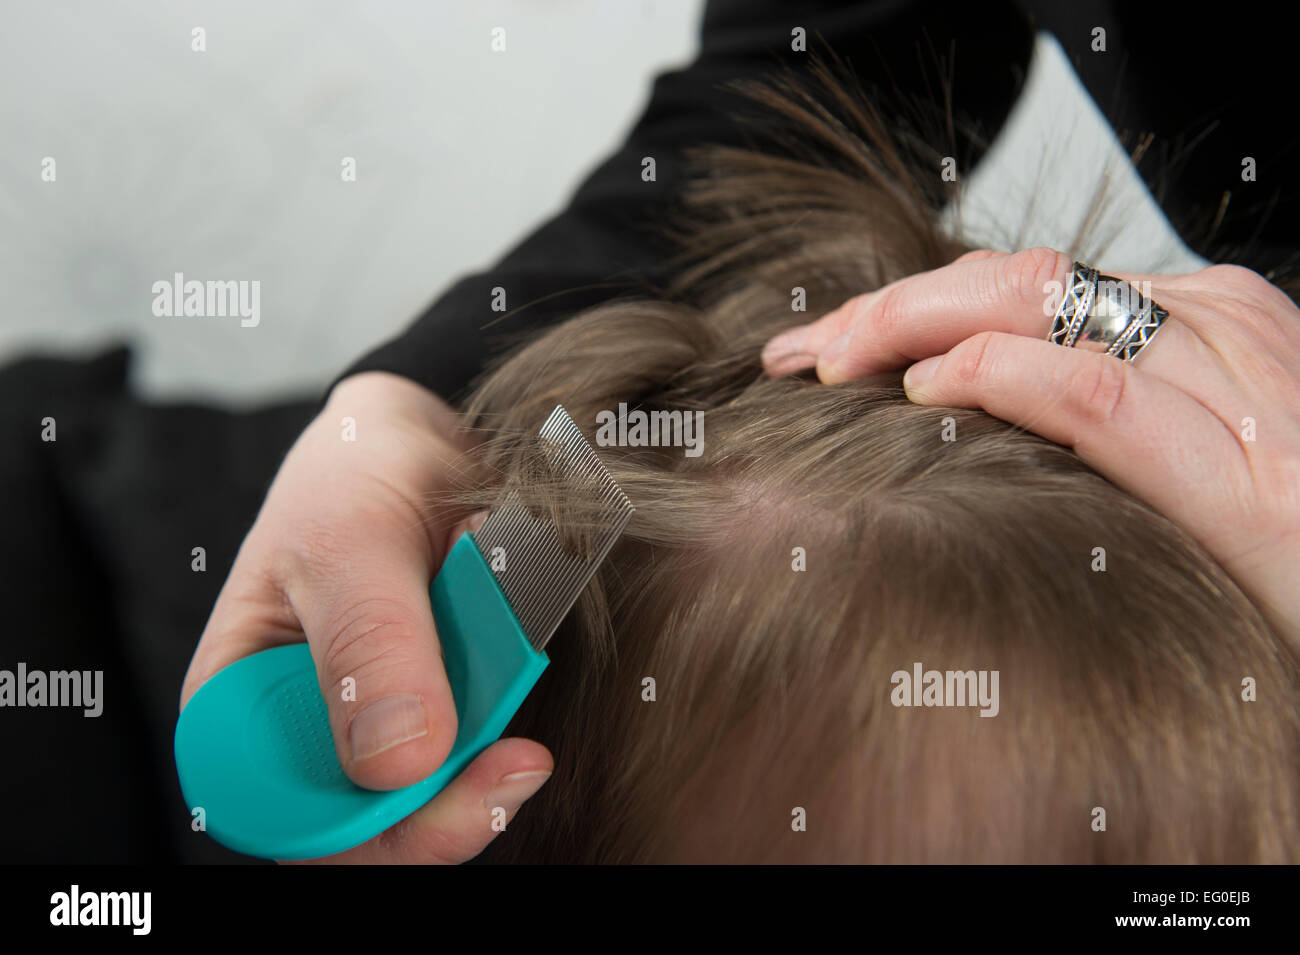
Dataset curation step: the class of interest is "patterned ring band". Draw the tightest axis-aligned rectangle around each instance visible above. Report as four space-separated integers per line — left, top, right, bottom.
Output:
1046 261 1170 363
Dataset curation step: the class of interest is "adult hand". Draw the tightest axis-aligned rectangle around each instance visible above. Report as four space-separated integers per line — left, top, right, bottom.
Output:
762 247 1300 652
180 371 552 863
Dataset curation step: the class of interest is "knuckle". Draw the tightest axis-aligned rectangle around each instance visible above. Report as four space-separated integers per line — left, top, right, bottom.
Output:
320 598 419 683
1006 247 1070 303
377 814 478 865
948 331 1001 389
871 282 909 340
1069 355 1130 427
1200 263 1294 325
838 291 872 332
288 517 351 580
1202 263 1267 293
418 821 482 865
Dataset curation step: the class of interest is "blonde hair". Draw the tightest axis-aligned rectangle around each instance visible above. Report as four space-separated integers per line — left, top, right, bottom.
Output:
436 61 1300 863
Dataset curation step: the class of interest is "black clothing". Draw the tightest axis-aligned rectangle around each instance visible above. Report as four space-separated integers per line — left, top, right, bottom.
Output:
337 1 1297 405
2 0 1294 862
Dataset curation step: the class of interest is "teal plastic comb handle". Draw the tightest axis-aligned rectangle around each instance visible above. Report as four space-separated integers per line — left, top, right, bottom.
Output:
174 532 549 860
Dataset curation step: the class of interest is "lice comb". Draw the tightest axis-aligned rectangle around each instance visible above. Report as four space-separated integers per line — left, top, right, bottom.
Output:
174 405 632 860
480 405 634 651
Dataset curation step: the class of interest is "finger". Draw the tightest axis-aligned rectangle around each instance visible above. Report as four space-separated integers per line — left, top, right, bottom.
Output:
764 248 1237 405
282 499 461 791
761 247 1070 378
902 332 1253 549
288 737 554 864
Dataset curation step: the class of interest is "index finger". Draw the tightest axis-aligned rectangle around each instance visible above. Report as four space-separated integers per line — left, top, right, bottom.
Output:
762 247 1195 384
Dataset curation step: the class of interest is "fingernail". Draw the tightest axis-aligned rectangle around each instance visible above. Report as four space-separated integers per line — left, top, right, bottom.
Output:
349 693 429 761
765 349 817 377
485 770 552 816
903 356 942 395
762 326 812 370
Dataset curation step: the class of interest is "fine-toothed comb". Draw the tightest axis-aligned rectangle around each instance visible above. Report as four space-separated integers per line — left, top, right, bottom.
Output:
174 405 634 859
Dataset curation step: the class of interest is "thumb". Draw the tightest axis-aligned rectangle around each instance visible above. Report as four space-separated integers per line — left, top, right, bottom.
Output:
286 507 477 791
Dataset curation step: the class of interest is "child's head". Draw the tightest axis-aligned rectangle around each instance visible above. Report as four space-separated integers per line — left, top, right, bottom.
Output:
439 63 1300 863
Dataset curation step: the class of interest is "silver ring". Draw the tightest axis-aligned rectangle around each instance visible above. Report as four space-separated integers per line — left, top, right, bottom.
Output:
1047 261 1170 363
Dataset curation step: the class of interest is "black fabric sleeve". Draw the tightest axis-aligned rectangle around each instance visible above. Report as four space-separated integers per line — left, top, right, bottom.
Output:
328 0 1035 405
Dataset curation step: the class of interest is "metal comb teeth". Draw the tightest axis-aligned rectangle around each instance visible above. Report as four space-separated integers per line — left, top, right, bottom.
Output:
473 405 635 651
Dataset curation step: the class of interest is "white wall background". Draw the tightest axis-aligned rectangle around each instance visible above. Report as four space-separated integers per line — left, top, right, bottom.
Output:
1 5 1206 408
0 0 703 405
